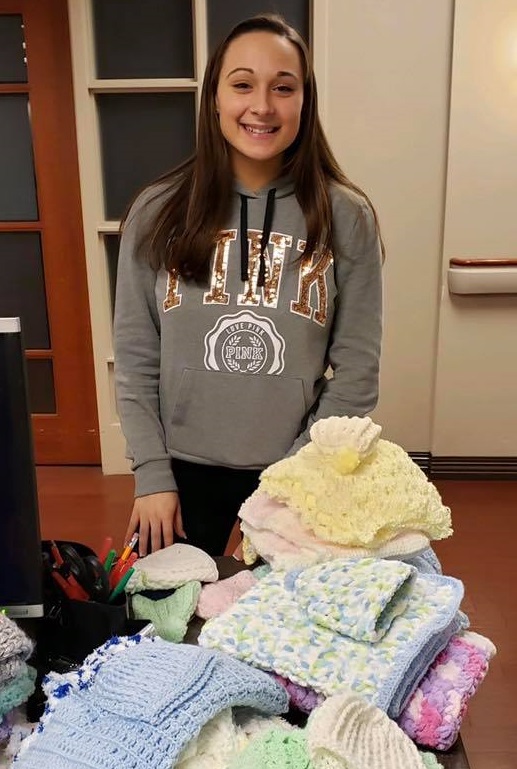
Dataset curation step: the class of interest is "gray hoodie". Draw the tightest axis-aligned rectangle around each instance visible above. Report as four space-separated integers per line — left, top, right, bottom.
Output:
114 178 382 497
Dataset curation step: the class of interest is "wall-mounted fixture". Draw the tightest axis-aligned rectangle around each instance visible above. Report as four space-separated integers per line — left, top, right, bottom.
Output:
448 258 517 295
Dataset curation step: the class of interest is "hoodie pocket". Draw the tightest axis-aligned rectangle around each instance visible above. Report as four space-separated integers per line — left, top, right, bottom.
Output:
168 369 307 467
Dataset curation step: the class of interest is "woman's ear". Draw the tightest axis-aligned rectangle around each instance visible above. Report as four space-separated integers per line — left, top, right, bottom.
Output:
214 95 220 115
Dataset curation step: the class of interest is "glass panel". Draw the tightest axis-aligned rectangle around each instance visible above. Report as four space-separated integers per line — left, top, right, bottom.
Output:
0 232 50 349
0 15 27 83
93 0 194 79
26 358 56 414
207 0 310 52
0 95 38 221
105 233 120 317
97 92 196 220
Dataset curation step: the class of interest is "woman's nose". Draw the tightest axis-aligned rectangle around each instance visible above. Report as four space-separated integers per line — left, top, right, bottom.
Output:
250 89 274 116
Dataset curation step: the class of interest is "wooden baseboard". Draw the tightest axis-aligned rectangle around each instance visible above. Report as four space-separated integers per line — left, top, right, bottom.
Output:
408 452 432 475
409 453 517 480
430 456 517 480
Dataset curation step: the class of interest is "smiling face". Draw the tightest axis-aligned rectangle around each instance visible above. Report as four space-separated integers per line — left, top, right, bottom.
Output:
215 30 304 189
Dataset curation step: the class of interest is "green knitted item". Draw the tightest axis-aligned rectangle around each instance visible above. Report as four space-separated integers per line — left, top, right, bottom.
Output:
420 753 443 769
131 581 201 643
0 664 37 717
253 564 272 580
229 728 311 769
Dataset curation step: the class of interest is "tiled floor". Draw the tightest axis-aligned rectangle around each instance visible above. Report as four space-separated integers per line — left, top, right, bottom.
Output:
35 469 517 769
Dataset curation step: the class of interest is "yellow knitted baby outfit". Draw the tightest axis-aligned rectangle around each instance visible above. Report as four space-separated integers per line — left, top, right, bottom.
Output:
259 417 452 548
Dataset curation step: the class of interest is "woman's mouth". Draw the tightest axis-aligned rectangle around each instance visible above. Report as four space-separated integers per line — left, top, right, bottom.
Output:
241 124 280 136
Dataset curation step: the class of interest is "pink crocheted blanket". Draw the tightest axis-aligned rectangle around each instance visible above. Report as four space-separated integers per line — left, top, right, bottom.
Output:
397 630 496 750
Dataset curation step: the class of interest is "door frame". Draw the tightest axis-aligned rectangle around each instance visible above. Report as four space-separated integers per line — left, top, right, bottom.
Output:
0 0 100 463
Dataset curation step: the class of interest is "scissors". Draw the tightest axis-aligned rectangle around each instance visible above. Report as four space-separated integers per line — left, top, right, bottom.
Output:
50 542 110 602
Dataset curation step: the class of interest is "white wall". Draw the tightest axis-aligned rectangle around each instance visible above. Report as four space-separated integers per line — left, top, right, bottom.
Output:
432 0 517 455
315 0 454 451
317 0 517 456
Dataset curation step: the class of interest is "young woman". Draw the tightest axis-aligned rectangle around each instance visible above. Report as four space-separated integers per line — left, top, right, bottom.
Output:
114 14 383 557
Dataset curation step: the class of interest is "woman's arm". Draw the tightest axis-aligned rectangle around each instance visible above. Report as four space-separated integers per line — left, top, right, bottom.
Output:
288 197 383 454
114 195 183 552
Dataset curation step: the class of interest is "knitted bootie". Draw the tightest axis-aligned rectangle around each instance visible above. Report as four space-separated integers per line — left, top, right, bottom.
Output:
131 581 201 642
307 692 432 769
228 728 311 769
126 543 218 593
196 571 257 619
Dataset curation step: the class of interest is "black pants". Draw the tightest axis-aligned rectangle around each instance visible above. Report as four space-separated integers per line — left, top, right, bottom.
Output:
171 459 261 556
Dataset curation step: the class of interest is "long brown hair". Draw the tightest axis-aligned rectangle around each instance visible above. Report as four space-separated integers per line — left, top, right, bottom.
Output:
131 13 383 280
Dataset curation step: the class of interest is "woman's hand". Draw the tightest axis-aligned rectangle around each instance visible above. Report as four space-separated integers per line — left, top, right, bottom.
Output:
232 540 244 560
124 491 186 556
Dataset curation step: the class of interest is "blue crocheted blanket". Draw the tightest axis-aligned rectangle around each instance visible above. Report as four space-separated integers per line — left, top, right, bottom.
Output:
199 557 467 717
14 637 288 769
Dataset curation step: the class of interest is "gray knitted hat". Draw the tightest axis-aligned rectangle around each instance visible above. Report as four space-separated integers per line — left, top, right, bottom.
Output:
0 614 33 685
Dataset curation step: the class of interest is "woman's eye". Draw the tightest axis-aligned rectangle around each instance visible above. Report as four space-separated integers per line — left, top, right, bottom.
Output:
233 82 251 90
274 84 294 93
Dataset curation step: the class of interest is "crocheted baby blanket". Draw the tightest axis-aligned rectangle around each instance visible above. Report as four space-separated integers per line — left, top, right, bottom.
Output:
14 636 288 769
259 439 452 547
398 630 496 750
239 492 430 569
199 558 466 717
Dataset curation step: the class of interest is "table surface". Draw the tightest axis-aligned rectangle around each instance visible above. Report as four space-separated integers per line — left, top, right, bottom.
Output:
188 557 470 769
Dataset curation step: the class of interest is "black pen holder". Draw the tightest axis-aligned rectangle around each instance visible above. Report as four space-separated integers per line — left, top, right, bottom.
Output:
38 540 146 665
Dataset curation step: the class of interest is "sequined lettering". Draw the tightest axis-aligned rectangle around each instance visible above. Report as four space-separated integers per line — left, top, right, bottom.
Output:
238 231 292 307
290 240 333 326
163 269 182 312
204 230 237 305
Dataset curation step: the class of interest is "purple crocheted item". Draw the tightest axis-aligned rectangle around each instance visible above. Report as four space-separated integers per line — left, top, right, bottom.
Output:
398 634 492 750
272 674 325 714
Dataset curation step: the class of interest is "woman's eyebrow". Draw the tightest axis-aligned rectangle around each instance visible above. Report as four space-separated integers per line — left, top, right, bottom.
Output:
226 67 299 80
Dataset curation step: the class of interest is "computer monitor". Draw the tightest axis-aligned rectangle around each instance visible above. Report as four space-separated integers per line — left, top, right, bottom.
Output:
0 317 43 617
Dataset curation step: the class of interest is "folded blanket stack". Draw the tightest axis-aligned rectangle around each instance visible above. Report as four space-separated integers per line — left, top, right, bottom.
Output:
240 416 452 568
239 492 431 569
199 557 466 718
268 627 496 751
0 614 36 752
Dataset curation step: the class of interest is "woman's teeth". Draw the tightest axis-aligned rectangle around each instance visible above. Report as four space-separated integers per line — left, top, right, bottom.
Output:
243 125 277 134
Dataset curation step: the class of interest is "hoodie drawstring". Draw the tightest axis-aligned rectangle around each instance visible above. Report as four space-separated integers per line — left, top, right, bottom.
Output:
239 188 276 287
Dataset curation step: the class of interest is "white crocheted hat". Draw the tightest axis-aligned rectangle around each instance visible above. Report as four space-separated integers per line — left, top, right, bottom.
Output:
126 543 219 594
307 692 431 769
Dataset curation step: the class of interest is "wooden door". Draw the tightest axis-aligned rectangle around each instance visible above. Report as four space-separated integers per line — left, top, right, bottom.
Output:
0 0 100 463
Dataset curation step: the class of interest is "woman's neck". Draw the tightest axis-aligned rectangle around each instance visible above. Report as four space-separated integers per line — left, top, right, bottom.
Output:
231 151 282 193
